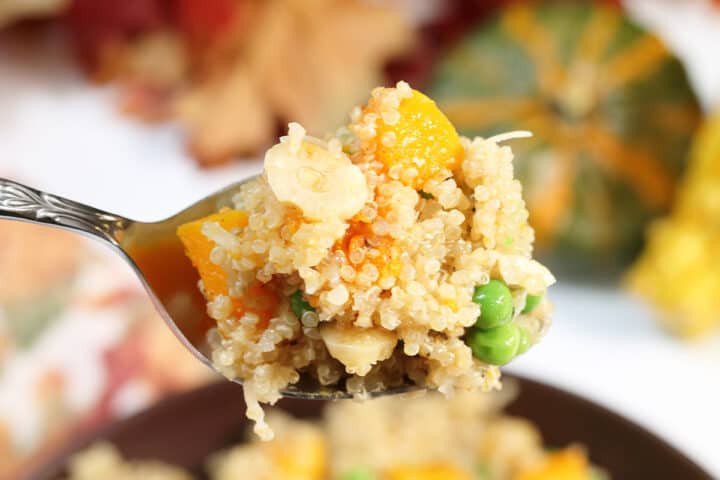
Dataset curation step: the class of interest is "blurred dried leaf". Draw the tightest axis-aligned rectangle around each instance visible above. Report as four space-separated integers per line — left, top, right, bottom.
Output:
176 64 275 165
0 221 80 304
175 0 414 165
61 0 414 165
255 0 415 133
0 0 68 28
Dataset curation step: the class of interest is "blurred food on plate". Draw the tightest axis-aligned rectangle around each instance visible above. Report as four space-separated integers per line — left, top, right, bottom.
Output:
0 221 211 479
627 112 720 337
427 1 702 274
65 388 606 480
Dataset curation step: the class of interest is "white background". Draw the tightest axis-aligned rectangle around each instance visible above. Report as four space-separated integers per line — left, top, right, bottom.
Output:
1 0 719 475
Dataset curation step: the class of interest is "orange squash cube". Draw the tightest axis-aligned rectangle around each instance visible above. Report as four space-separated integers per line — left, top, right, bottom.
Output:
176 209 248 300
372 89 463 189
385 464 472 480
516 447 592 480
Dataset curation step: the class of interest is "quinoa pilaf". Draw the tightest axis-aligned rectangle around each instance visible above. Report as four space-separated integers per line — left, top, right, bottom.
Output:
67 390 602 480
177 82 555 439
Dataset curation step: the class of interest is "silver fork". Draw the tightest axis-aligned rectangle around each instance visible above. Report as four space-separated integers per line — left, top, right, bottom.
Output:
0 177 415 399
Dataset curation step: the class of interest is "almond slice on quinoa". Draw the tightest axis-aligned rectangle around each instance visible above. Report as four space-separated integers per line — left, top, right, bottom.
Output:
264 123 368 221
319 323 397 376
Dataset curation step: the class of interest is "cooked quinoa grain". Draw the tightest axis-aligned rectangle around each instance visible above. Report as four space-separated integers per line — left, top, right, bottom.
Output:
177 82 555 439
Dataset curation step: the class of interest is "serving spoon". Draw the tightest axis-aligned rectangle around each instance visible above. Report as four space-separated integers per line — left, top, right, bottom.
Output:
0 177 415 400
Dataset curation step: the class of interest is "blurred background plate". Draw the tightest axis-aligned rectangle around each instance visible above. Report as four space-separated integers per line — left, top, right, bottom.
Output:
26 375 713 480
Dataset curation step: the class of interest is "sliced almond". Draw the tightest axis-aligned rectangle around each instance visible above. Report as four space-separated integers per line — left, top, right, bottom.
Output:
319 322 397 376
265 123 368 221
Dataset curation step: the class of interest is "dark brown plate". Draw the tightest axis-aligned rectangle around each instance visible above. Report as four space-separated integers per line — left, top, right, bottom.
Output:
27 375 711 480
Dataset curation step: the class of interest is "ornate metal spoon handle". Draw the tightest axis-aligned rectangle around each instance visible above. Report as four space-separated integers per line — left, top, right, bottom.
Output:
0 178 130 246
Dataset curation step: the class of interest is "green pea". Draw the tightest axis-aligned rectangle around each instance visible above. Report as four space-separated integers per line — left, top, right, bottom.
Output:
521 293 542 314
340 467 377 480
516 326 531 355
467 324 520 365
472 280 514 329
475 462 492 479
290 290 315 319
589 468 610 480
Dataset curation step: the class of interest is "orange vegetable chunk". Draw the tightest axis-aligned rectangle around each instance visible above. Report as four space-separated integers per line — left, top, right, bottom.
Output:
386 464 472 480
176 209 248 300
373 89 463 189
516 447 592 480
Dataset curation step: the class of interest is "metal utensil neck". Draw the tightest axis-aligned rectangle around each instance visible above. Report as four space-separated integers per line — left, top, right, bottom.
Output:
0 178 131 245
